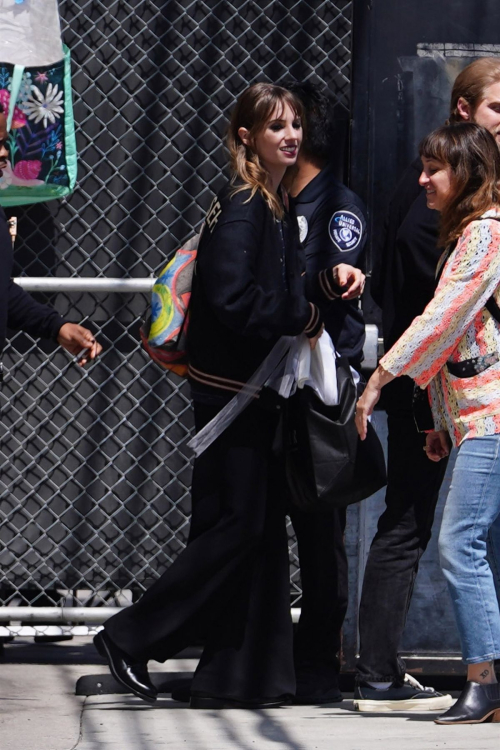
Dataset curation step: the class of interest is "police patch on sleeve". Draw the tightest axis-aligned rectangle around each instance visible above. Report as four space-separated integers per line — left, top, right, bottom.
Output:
329 210 363 252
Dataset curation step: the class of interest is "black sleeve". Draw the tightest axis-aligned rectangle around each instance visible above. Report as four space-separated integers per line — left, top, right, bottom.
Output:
197 216 317 339
371 158 423 308
304 201 367 305
7 280 66 340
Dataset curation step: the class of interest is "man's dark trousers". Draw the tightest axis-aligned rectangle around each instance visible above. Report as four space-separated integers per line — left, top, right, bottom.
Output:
356 406 448 683
290 504 348 685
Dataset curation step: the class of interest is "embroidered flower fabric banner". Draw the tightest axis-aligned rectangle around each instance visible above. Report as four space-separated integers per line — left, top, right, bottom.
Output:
0 1 76 206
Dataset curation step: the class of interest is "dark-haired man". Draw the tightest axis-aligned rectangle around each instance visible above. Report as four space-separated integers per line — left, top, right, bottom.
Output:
284 81 367 704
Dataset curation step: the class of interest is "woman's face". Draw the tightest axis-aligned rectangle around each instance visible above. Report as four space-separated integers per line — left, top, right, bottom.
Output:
419 157 453 212
238 101 302 186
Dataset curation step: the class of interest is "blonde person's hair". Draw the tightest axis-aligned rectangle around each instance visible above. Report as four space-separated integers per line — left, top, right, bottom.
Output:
419 122 500 247
449 57 500 123
227 83 303 219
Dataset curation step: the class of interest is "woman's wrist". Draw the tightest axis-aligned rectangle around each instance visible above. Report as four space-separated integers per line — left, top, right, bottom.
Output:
371 364 396 390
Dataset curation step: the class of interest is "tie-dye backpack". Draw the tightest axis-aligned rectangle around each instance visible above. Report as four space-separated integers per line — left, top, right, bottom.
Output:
140 231 200 377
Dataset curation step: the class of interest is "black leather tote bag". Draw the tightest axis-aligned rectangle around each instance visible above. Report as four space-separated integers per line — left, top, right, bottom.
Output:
284 355 387 511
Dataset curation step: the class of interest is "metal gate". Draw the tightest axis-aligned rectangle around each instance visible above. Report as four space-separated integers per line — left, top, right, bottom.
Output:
0 1 354 636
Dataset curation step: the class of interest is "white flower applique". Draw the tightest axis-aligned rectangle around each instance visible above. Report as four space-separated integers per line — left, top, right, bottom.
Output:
24 84 64 128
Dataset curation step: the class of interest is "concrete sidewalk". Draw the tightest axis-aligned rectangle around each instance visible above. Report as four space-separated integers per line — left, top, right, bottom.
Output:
1 637 498 750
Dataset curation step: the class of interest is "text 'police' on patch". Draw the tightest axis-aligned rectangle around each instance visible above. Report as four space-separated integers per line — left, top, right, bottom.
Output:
329 210 363 252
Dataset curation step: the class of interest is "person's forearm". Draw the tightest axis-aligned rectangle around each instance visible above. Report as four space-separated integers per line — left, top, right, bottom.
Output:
369 364 396 391
355 365 397 440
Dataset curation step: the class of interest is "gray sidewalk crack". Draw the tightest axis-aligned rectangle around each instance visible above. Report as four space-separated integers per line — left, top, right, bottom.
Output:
69 696 87 750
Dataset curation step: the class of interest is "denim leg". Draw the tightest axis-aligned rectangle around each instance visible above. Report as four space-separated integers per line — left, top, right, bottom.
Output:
356 411 448 683
438 436 500 664
488 515 500 604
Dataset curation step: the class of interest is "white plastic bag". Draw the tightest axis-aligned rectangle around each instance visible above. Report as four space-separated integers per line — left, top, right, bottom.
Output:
296 331 361 405
0 0 63 66
270 331 340 404
297 332 339 405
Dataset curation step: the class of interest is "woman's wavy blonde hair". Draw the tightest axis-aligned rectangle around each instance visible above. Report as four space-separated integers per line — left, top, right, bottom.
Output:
227 83 303 219
419 122 500 247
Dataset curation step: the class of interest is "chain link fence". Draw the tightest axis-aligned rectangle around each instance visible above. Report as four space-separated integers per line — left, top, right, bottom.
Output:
0 0 353 631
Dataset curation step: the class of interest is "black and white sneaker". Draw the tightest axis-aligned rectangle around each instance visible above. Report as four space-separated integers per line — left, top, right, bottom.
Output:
353 673 454 712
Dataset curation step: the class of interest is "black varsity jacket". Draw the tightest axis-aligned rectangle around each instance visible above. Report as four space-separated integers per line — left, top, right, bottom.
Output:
187 182 341 399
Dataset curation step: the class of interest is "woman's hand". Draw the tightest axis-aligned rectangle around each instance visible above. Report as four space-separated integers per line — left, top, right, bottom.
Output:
355 365 395 440
355 380 381 440
424 430 451 462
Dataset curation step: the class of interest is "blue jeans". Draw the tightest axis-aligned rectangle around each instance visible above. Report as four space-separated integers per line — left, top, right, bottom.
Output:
438 435 500 664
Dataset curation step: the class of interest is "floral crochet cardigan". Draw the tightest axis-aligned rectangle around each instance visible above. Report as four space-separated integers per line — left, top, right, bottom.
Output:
380 208 500 447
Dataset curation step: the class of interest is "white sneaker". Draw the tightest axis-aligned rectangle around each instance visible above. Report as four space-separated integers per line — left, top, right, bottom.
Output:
353 673 455 712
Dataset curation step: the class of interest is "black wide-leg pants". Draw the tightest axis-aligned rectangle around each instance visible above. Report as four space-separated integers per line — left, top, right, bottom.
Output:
105 400 295 701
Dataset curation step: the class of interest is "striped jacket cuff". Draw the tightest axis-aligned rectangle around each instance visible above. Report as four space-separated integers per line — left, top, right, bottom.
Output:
318 268 343 300
304 303 322 338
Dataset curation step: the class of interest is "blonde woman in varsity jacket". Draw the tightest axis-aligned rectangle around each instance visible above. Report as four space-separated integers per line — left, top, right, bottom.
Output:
96 83 363 709
356 122 500 726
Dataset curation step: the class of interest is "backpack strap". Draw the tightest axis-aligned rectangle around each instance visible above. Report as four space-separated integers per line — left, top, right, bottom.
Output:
444 215 500 378
485 296 500 325
483 216 500 324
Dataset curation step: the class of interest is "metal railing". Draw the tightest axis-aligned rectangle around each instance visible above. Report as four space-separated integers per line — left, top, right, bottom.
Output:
13 278 155 293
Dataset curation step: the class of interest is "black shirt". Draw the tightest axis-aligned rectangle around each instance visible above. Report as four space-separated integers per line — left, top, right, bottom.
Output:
291 165 367 367
371 158 441 412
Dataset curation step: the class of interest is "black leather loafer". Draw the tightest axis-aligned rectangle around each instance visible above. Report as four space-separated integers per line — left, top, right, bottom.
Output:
94 630 157 704
190 693 291 709
435 681 500 724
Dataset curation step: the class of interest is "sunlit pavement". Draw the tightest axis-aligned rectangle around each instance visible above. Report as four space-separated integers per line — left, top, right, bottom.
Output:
1 637 498 750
